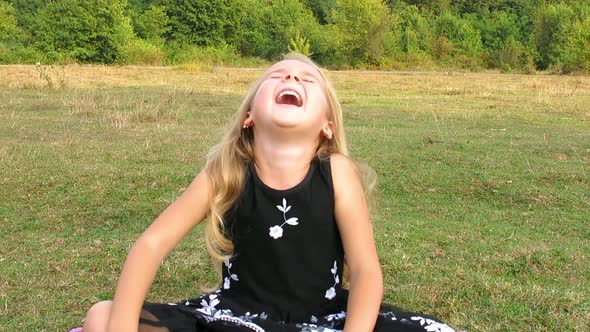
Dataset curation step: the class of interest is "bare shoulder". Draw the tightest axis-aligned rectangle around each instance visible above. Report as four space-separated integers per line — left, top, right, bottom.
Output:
329 153 366 211
330 153 361 188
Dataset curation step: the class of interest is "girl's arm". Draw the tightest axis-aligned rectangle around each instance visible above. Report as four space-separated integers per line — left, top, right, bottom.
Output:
106 170 211 332
331 154 383 332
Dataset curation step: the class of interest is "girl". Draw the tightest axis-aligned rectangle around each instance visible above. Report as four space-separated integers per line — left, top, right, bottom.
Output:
80 53 456 332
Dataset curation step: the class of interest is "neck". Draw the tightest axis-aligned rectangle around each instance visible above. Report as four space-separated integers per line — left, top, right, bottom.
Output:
252 131 319 190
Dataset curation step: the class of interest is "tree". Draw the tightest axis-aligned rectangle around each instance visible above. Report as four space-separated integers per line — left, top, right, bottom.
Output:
156 0 241 46
393 4 432 57
9 0 46 32
0 1 20 43
433 13 483 56
533 2 575 70
329 0 391 66
304 0 336 24
133 4 169 45
237 0 320 60
33 0 134 63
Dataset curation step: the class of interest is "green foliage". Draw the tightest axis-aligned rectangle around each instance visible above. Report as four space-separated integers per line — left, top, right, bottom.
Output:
391 4 433 57
157 0 239 47
329 0 391 66
288 32 313 57
121 38 166 65
237 0 320 60
433 13 483 57
0 1 20 42
0 0 589 71
304 0 336 24
559 15 590 73
163 42 255 67
465 10 532 71
10 0 45 34
0 1 42 63
0 41 41 63
133 5 170 46
33 0 134 63
533 3 575 70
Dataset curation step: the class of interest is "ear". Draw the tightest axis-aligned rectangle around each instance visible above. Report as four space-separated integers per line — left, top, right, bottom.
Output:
321 121 334 140
242 112 253 128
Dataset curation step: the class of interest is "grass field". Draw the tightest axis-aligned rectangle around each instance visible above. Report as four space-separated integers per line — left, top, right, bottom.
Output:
0 64 589 331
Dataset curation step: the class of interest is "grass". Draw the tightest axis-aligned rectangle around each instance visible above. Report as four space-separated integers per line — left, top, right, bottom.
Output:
0 64 588 331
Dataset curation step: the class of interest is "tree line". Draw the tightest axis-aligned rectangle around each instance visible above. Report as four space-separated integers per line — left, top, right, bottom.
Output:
1 0 589 73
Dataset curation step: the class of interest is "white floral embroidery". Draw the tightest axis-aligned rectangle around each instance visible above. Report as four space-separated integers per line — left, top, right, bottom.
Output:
379 311 398 321
223 259 239 289
324 260 339 300
325 311 346 322
269 225 283 239
411 316 455 332
191 294 266 332
298 323 342 332
196 294 220 316
269 198 299 239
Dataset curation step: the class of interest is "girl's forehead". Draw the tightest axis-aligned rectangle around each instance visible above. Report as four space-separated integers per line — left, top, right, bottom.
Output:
265 60 323 78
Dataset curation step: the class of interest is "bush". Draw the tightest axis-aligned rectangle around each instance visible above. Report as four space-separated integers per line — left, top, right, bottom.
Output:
33 0 134 63
391 4 433 58
122 39 166 65
328 0 391 67
158 0 243 47
431 12 483 68
0 1 20 43
559 16 590 73
132 5 170 46
164 42 259 67
0 42 43 64
533 3 576 70
236 0 320 61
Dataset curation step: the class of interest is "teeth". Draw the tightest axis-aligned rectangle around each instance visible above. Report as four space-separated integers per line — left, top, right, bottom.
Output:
278 90 302 106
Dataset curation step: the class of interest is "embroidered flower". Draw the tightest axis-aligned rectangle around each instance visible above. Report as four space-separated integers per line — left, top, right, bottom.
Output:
268 198 299 239
223 259 239 290
324 287 336 300
197 294 220 316
325 311 346 322
269 225 284 239
324 261 340 300
410 316 455 332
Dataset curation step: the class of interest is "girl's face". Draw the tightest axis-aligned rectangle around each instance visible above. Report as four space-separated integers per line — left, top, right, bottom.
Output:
247 60 333 139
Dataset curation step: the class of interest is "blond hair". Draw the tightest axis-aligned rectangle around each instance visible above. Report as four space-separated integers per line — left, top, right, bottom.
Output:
203 52 375 280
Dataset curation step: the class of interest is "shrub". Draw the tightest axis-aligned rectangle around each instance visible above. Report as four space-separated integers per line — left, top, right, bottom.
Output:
391 4 433 58
33 0 134 63
133 5 170 46
533 3 575 70
329 0 391 66
0 1 20 43
236 0 320 61
122 39 166 65
559 15 590 73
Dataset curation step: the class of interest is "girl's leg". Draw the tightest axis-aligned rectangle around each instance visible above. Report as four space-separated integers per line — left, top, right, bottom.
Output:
82 301 112 332
82 300 170 332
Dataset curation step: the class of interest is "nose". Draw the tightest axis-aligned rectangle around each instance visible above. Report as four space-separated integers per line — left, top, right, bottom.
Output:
283 73 301 82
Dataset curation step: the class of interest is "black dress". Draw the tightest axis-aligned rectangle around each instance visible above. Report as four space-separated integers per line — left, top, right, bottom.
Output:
141 158 456 332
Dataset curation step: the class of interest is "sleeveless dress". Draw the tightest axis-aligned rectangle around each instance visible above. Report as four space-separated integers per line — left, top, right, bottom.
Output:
141 158 456 332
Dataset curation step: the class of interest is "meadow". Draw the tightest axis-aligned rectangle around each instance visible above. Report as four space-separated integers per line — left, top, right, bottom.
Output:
0 64 588 331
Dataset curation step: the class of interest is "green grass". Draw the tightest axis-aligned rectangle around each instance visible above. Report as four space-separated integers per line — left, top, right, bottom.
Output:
0 66 589 331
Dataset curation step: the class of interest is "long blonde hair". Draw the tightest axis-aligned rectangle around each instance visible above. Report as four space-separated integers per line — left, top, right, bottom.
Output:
203 53 374 278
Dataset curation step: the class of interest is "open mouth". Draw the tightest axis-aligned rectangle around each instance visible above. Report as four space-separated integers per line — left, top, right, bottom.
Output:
275 89 303 107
